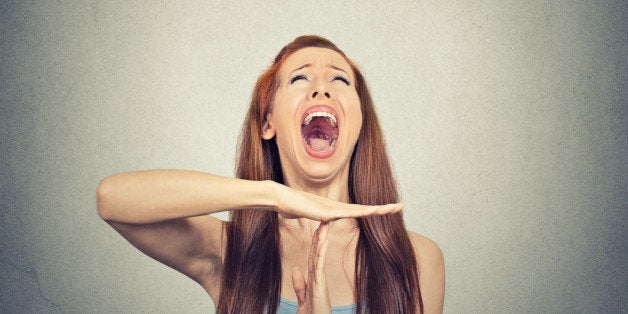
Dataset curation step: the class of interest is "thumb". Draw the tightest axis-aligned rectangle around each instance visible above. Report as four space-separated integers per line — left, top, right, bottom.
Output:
291 267 307 307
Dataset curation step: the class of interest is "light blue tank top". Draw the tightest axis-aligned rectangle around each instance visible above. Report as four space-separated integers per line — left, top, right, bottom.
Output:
277 298 357 314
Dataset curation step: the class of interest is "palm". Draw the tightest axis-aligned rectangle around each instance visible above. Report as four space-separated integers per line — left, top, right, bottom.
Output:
276 186 403 221
292 222 332 314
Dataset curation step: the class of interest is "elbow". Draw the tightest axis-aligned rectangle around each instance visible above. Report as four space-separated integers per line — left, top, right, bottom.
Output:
96 176 115 221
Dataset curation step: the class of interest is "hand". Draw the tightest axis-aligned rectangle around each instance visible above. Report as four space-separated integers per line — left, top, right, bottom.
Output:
292 222 331 314
275 184 403 221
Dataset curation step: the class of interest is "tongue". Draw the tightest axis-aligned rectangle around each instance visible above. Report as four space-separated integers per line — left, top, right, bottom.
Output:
309 138 331 151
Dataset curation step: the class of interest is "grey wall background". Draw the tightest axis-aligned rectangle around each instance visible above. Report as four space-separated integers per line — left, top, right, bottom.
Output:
1 1 625 313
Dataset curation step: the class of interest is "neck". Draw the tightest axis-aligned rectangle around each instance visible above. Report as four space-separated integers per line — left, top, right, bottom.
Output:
282 159 352 202
288 175 351 202
279 164 358 235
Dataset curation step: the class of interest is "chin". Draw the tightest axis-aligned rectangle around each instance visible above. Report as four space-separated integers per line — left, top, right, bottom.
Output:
295 147 353 184
300 163 340 182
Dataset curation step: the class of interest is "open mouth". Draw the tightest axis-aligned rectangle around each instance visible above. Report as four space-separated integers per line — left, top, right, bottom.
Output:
300 109 339 156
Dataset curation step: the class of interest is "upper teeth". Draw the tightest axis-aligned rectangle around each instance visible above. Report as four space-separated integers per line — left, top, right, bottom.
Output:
303 112 337 127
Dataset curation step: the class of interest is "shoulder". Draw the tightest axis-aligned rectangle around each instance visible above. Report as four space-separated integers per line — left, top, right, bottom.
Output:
407 231 444 270
407 231 445 313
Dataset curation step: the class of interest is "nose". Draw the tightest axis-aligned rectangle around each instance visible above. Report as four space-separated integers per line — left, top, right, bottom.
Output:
311 91 331 99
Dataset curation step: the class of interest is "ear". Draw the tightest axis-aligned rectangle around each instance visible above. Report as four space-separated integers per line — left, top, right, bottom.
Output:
261 115 276 140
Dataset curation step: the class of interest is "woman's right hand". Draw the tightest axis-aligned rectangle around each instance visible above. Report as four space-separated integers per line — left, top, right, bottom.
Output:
292 222 331 314
273 183 403 221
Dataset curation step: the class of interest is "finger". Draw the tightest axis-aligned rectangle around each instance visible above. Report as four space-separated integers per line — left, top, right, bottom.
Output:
310 222 331 311
376 202 404 215
328 203 403 219
291 267 307 307
308 222 326 280
315 234 329 285
326 205 376 219
309 222 329 284
318 221 329 241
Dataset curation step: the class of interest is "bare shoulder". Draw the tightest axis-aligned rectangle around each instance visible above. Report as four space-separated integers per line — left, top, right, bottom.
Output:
407 231 444 269
407 231 445 313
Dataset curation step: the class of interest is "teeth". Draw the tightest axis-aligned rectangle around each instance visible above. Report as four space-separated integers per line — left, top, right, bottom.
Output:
303 112 337 127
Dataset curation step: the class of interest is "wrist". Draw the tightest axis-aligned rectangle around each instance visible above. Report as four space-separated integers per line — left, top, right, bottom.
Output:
263 180 284 211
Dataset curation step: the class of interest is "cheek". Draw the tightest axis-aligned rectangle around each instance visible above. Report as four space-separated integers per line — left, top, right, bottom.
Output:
270 93 295 130
351 110 363 138
338 92 362 130
270 111 293 134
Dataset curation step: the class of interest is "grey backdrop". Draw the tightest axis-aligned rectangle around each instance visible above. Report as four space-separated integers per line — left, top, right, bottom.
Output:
1 1 625 313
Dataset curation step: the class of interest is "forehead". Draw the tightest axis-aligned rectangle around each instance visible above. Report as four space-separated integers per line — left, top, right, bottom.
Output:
279 47 354 77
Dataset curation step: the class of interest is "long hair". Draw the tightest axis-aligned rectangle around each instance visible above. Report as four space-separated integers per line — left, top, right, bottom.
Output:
218 35 421 313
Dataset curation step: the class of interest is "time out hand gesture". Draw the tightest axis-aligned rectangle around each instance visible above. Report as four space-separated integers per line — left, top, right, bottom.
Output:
275 184 403 221
292 222 332 314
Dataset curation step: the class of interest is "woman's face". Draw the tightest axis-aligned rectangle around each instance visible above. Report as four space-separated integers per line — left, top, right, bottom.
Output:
264 47 362 184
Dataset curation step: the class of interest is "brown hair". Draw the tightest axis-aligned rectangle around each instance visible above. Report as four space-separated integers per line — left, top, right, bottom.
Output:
218 35 421 313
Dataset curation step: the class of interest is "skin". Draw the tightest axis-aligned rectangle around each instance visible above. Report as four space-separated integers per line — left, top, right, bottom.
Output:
97 47 444 313
263 47 362 193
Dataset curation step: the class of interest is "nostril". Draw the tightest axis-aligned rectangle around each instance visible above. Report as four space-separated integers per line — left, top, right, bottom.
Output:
324 92 330 98
312 91 318 98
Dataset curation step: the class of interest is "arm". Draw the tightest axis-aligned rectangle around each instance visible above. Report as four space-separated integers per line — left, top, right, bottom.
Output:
97 170 277 224
96 170 279 295
96 170 402 295
410 232 445 314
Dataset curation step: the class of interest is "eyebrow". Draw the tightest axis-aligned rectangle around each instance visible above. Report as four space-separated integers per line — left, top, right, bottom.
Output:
289 64 350 77
329 65 349 76
289 64 310 77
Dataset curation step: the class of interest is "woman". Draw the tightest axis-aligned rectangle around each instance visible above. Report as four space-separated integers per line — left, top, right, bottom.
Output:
97 35 444 313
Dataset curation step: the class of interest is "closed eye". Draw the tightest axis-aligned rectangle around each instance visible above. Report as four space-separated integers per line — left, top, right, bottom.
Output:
332 75 350 86
290 75 308 84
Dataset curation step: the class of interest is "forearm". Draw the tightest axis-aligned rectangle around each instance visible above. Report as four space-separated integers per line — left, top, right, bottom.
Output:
96 169 278 224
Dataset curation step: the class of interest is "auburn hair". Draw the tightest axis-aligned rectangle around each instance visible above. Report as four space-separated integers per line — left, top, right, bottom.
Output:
218 35 421 313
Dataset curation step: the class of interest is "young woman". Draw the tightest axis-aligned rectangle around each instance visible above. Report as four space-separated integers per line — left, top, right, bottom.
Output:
97 35 444 313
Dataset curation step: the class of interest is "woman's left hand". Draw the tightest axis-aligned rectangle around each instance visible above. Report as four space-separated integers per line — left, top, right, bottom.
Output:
291 222 331 314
